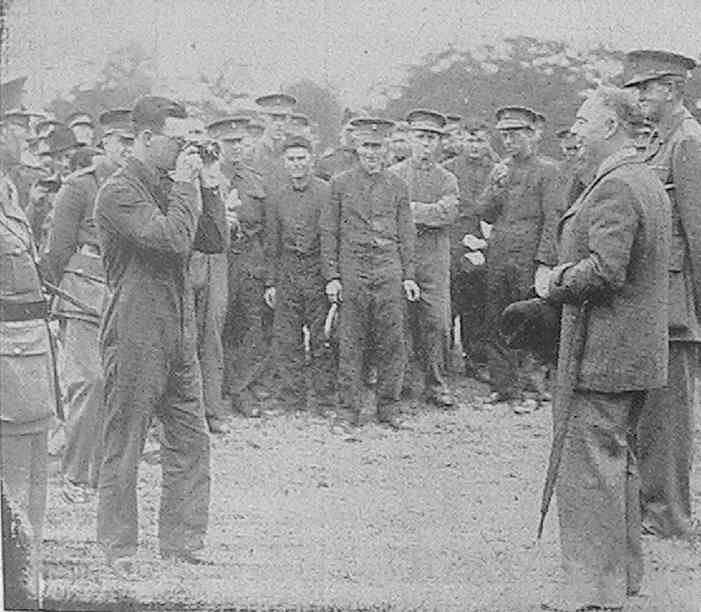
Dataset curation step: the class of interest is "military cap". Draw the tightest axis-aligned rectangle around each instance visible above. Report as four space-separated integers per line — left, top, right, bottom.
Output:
555 128 572 139
392 120 409 133
349 117 395 143
206 116 250 140
66 111 95 129
445 113 463 125
44 125 85 155
623 49 697 87
35 117 65 138
495 106 537 130
289 113 310 128
0 76 27 114
99 108 133 139
2 109 33 130
405 109 447 134
254 93 297 115
282 134 313 152
533 111 547 126
463 117 489 135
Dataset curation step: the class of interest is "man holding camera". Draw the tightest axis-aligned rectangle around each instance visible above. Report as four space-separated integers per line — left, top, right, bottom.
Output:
95 96 227 574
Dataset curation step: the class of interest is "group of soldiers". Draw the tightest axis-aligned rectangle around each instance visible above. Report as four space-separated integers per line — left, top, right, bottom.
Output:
1 47 699 611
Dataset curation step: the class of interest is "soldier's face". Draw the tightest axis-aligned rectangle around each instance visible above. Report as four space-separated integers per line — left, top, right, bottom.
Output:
283 146 312 179
410 130 440 161
220 137 244 163
265 113 288 141
54 150 73 176
635 79 672 122
102 134 130 166
389 134 410 160
464 134 487 158
357 140 386 174
72 125 95 146
441 131 463 156
499 128 533 158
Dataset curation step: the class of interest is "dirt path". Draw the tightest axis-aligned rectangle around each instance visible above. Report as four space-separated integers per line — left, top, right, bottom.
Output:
42 376 701 611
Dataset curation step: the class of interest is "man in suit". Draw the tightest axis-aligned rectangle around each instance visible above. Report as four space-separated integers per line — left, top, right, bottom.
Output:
623 49 701 539
538 86 671 611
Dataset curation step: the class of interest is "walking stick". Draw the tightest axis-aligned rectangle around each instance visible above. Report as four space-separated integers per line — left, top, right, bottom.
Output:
537 301 589 539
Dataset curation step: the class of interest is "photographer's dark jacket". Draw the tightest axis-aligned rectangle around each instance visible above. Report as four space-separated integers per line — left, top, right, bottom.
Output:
96 157 226 365
548 149 671 392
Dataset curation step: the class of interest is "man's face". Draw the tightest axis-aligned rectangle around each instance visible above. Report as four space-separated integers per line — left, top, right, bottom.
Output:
441 130 463 156
570 95 614 168
499 127 533 158
102 133 131 166
283 145 312 179
265 113 288 141
148 117 189 171
635 79 672 122
463 133 488 158
410 130 440 161
389 133 410 160
53 150 74 176
38 153 54 172
72 125 95 146
357 140 386 174
220 137 244 164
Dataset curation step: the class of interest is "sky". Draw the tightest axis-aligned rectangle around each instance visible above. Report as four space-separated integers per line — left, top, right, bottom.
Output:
3 0 701 108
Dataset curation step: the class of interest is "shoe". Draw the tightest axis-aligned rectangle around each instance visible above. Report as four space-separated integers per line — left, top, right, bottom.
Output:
430 388 455 409
107 555 136 580
207 417 231 435
377 408 404 430
61 476 91 504
513 398 539 415
485 391 513 405
160 549 212 565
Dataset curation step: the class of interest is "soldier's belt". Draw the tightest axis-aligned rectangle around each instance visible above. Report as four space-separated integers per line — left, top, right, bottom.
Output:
0 299 48 322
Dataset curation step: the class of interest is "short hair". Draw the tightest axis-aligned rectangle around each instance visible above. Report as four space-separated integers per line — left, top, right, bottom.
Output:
588 86 639 133
131 96 187 133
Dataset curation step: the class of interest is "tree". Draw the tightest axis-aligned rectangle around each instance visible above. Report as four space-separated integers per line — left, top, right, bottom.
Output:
286 79 344 151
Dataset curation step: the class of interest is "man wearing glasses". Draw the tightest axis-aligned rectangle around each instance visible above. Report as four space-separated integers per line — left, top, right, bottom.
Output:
95 96 227 575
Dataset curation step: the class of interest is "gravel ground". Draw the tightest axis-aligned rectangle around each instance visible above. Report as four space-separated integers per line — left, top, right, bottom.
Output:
41 375 701 612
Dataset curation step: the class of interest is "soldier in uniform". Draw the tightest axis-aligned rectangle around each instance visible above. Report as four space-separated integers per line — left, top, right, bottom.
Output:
439 113 463 163
215 116 270 418
252 93 296 183
316 118 359 182
41 109 131 502
478 106 563 410
538 85 671 612
287 112 312 139
386 121 411 166
95 96 227 573
444 120 496 379
320 117 419 432
391 109 458 407
623 49 701 539
1 132 55 610
66 110 96 146
244 117 265 165
264 135 336 413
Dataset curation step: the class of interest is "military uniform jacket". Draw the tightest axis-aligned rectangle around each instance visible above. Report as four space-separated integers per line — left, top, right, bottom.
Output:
549 149 671 392
220 160 267 279
479 154 563 268
96 157 226 364
0 176 55 430
42 160 118 323
443 152 494 238
644 107 701 342
321 166 415 283
390 158 458 287
264 175 329 287
315 146 358 182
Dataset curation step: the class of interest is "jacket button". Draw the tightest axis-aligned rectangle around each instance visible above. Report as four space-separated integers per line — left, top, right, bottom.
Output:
13 347 22 355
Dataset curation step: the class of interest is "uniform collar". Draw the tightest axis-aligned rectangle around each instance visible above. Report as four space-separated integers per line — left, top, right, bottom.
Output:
411 157 435 172
290 175 312 192
653 107 691 144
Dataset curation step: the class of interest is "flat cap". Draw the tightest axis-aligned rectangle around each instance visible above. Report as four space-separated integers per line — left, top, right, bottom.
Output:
99 108 133 139
254 93 297 115
349 117 395 143
44 125 84 155
405 109 447 134
500 297 561 362
495 106 537 130
206 116 250 140
623 50 697 87
282 134 313 152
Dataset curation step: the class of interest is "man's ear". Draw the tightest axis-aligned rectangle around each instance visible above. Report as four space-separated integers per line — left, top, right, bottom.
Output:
604 117 618 140
140 129 153 147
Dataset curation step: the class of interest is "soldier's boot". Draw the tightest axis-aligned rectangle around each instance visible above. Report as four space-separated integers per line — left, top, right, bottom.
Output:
377 400 405 430
426 384 455 409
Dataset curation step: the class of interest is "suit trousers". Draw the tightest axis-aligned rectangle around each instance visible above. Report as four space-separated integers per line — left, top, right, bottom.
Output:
555 389 644 609
97 335 210 559
637 342 697 537
61 318 104 487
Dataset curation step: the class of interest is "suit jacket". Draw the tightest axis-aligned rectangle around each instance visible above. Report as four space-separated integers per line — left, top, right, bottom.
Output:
549 149 671 392
645 107 701 341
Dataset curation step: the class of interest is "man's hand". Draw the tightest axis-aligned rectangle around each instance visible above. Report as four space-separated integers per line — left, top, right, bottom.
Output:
173 149 204 183
534 264 553 299
325 279 342 303
264 286 276 309
224 188 242 236
462 234 487 251
491 159 511 186
29 182 48 203
403 279 420 302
